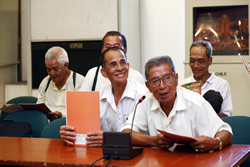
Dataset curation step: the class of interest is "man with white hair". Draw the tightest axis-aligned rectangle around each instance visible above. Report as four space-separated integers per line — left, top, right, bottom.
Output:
37 46 84 121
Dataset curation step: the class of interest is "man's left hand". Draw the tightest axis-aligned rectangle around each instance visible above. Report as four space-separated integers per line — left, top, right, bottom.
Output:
190 135 219 152
86 130 104 147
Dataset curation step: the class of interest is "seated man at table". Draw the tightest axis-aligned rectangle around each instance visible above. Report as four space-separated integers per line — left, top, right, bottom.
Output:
60 47 149 146
121 55 233 152
37 46 85 121
178 40 233 118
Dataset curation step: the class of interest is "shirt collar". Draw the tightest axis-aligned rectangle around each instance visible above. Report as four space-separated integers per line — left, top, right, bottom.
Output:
122 80 135 99
191 72 214 85
52 71 73 91
100 84 112 102
100 79 135 102
206 72 215 84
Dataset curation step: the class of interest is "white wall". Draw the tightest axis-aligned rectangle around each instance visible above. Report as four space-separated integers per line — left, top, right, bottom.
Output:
119 0 141 73
0 0 19 103
140 0 185 80
21 0 31 94
31 0 118 41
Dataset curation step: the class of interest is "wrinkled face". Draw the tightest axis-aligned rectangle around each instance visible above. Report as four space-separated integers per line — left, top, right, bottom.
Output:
101 49 129 85
146 64 178 106
189 46 212 80
101 35 127 53
45 59 68 85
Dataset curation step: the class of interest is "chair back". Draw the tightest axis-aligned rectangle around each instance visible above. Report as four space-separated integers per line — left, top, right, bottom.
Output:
1 96 38 121
41 117 66 139
3 110 48 138
222 115 250 167
6 96 38 104
222 116 250 144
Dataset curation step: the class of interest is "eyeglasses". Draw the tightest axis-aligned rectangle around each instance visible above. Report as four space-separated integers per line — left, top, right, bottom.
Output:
147 73 175 87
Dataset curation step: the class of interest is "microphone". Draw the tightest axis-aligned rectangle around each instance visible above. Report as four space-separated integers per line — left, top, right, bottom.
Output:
102 95 146 160
130 95 146 136
139 95 146 103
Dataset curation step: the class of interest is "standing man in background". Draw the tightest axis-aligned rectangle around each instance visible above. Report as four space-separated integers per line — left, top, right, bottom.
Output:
37 46 85 121
179 40 233 118
82 31 145 91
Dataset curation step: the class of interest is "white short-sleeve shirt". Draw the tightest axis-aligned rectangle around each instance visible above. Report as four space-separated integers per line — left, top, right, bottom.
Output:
121 86 232 138
36 71 84 117
178 72 233 116
100 79 149 132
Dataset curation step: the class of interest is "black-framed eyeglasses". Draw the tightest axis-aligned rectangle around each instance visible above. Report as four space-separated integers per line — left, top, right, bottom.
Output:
147 73 175 87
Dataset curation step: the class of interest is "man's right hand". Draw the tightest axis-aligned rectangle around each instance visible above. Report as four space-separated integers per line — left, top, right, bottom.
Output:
60 125 76 146
122 129 175 149
46 111 62 121
152 133 175 150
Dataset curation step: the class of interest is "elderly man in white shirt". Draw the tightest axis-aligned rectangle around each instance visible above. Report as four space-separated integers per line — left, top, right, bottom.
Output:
121 55 233 153
37 46 84 121
60 47 148 147
178 40 232 118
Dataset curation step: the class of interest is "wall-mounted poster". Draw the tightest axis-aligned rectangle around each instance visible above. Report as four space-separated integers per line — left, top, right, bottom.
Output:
193 5 249 55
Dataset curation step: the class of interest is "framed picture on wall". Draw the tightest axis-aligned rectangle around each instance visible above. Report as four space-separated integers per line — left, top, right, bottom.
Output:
193 5 249 55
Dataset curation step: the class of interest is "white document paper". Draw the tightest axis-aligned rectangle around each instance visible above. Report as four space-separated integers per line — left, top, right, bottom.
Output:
75 134 87 145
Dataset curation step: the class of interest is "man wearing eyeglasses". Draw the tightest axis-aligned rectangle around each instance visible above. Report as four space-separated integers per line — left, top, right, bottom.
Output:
121 55 233 152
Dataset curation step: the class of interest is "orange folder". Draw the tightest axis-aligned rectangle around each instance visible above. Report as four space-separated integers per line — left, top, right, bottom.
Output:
66 91 100 135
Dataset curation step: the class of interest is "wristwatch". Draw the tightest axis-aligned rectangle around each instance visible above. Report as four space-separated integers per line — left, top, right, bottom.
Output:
216 137 223 151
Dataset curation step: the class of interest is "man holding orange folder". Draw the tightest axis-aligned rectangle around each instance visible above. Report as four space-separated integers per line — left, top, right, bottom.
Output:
60 47 148 146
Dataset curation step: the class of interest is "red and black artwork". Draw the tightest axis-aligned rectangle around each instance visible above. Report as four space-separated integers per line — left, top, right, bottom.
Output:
193 5 249 55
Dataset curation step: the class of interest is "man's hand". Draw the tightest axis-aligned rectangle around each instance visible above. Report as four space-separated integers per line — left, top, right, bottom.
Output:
60 125 76 146
152 133 175 150
217 113 228 118
46 111 62 121
86 130 104 147
190 135 219 152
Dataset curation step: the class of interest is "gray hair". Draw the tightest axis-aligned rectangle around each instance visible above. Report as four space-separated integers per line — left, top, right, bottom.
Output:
45 46 69 65
145 55 176 80
190 40 213 58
